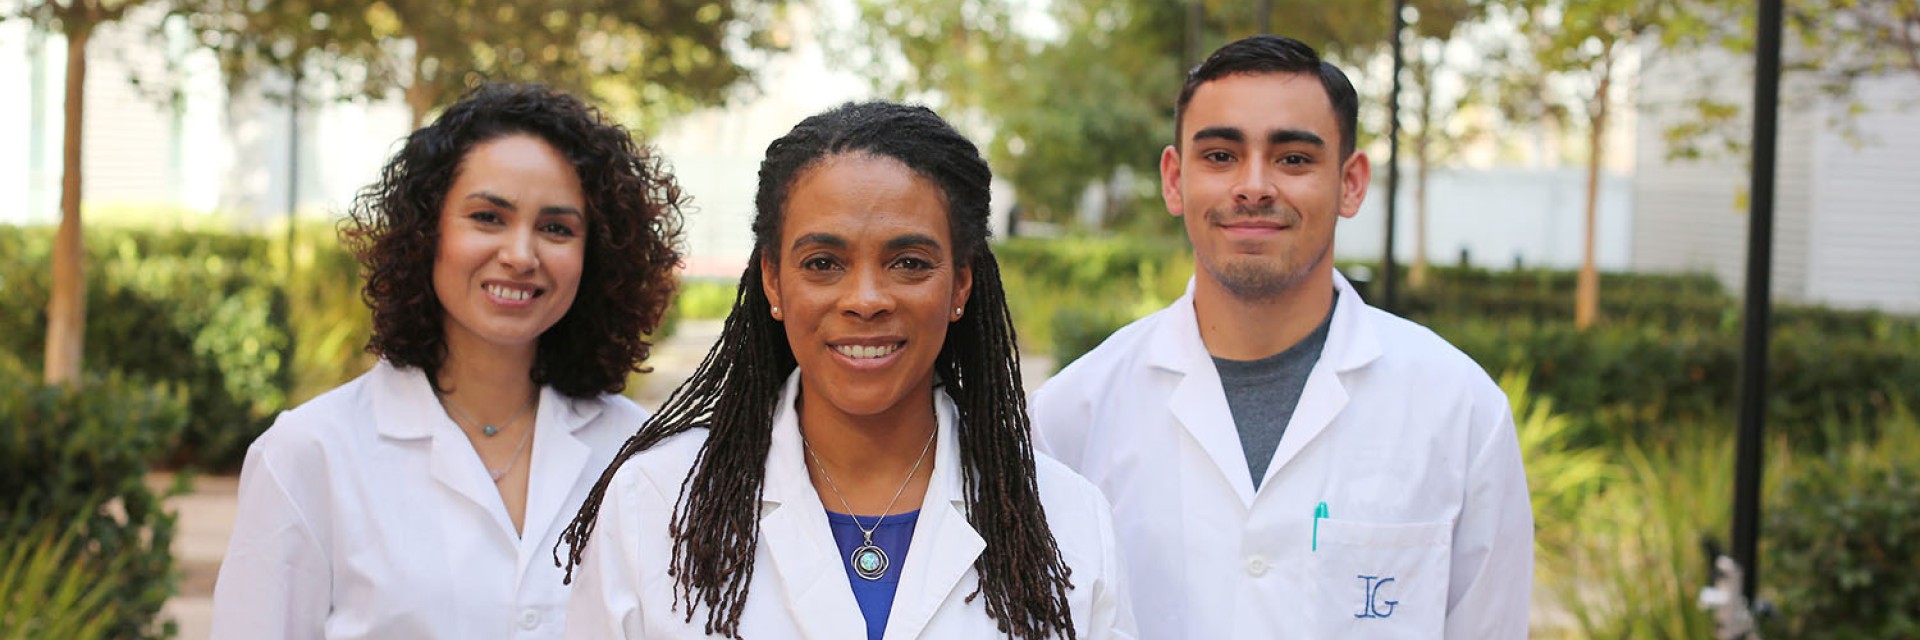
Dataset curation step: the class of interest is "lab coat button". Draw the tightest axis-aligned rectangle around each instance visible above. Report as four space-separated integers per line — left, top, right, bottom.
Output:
1245 555 1269 577
519 609 540 629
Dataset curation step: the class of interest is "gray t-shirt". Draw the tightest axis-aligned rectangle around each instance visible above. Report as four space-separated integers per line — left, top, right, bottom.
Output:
1210 301 1336 490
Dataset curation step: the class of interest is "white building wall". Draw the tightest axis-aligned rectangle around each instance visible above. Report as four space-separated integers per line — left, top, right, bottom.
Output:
1634 41 1920 312
220 77 411 227
1805 76 1920 313
1 13 231 225
0 21 56 224
1337 167 1634 271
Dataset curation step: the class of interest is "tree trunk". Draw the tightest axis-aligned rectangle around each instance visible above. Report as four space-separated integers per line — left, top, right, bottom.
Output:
1411 140 1430 289
406 81 435 130
44 19 89 386
404 32 439 129
1185 0 1204 69
1408 56 1437 291
1575 57 1612 331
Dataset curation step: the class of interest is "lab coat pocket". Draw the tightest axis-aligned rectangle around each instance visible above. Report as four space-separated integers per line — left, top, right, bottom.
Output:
1307 518 1452 639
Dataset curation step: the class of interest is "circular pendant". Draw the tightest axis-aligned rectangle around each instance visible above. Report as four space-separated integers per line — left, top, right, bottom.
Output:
851 544 889 581
482 424 499 437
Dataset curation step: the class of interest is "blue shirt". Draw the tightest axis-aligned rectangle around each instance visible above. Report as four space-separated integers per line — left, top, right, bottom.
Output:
825 509 920 640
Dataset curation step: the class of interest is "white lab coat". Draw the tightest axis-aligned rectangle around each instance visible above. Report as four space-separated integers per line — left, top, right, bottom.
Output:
1031 273 1533 639
564 371 1136 639
210 360 647 640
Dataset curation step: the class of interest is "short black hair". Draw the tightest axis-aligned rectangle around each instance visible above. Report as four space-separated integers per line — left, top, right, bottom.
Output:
1174 34 1360 159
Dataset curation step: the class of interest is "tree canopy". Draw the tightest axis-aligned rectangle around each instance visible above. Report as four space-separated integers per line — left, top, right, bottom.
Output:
179 0 787 128
840 0 1474 229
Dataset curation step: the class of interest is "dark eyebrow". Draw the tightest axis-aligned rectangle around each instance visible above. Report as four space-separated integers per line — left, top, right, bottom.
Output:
467 191 581 218
1191 126 1245 145
790 232 848 253
1270 129 1326 148
885 233 941 253
466 191 517 210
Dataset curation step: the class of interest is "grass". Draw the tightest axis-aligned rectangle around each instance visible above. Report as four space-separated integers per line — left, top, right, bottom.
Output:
0 520 125 640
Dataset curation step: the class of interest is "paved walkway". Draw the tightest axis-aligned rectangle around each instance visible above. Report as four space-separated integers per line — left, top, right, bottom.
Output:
160 319 1055 637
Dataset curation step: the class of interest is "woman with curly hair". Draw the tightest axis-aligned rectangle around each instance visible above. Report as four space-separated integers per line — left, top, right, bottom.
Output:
557 101 1135 640
211 83 684 640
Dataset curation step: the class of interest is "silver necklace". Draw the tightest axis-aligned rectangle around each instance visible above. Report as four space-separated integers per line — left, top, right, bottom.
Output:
483 425 535 483
802 427 937 581
438 394 538 483
438 393 536 438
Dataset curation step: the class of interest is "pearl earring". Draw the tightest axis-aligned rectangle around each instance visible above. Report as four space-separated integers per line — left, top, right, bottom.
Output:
771 306 781 317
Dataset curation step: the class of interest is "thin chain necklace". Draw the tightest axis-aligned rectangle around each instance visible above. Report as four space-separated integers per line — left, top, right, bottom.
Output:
483 426 535 483
438 393 536 438
802 426 937 581
439 394 538 483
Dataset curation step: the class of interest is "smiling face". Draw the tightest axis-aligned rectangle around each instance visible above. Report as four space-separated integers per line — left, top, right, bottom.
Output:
1162 71 1370 302
432 133 588 360
761 153 973 422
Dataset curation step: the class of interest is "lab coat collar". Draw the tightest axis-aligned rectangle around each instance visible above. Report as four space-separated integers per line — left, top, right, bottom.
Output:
1255 272 1381 488
1144 272 1380 375
758 370 985 639
1143 271 1384 505
367 360 605 440
1321 271 1385 372
366 360 604 561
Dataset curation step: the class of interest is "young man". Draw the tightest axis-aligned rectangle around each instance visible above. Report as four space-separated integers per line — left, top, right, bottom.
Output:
1030 35 1533 638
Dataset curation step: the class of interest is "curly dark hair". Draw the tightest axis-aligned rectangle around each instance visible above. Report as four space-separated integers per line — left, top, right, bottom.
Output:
340 83 684 398
560 101 1078 639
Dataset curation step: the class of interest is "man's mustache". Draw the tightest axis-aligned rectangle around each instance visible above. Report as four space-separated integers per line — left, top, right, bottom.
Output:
1205 203 1301 226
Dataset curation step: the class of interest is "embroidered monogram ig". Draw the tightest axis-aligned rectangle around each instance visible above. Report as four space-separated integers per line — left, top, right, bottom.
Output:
1355 575 1399 619
802 428 937 581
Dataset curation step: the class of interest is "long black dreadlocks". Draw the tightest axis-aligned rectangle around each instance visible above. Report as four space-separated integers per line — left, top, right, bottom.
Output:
557 101 1078 639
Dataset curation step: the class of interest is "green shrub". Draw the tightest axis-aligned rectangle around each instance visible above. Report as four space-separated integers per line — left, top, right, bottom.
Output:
996 235 1188 355
1505 371 1610 540
674 279 742 320
0 354 188 640
1048 306 1134 373
1433 316 1920 450
277 220 376 404
1387 262 1920 341
0 518 125 640
1761 408 1920 638
1534 426 1733 639
0 225 294 470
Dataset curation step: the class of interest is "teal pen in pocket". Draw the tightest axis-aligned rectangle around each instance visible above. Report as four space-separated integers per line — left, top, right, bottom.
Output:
1312 501 1329 551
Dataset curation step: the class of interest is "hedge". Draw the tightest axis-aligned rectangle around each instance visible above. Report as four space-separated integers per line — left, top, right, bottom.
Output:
0 353 187 639
1 225 294 470
1762 410 1920 638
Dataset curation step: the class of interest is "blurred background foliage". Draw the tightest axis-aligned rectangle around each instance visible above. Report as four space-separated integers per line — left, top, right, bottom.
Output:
5 0 1919 635
0 350 187 639
6 221 1915 635
1 516 131 640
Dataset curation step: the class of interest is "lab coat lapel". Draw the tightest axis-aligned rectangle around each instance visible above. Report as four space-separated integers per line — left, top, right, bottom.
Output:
369 362 519 538
515 387 598 578
883 391 985 640
759 373 867 639
1149 290 1257 507
1258 273 1383 485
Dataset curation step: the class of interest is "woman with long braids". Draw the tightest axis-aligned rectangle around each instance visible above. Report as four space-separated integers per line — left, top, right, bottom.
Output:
558 101 1134 639
211 84 683 639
